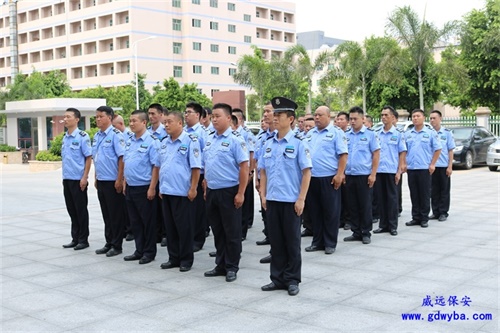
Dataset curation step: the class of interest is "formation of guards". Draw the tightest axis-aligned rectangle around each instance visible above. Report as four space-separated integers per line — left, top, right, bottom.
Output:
60 98 454 296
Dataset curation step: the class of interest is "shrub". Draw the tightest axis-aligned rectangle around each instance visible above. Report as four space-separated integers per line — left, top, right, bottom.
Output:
0 144 17 152
36 150 62 161
49 132 64 157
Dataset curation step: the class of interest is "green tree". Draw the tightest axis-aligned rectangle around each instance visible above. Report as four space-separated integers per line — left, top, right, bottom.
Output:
151 78 211 112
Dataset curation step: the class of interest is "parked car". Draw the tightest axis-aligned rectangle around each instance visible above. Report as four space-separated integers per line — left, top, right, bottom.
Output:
246 125 261 136
486 138 500 171
372 121 432 132
451 126 497 169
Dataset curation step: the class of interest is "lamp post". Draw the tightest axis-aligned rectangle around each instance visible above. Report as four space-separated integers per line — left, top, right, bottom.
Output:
133 35 156 110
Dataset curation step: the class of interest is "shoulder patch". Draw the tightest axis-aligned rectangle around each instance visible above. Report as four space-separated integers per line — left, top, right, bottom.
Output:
232 130 241 137
79 130 87 136
366 127 374 131
396 127 404 132
150 135 158 140
188 134 198 141
445 128 451 132
294 133 304 140
209 130 216 136
266 133 276 141
113 128 121 134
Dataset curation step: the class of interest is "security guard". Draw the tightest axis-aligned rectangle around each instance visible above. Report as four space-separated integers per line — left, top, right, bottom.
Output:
344 106 380 245
203 103 249 283
157 111 201 272
184 102 209 252
429 110 454 221
373 106 407 236
336 112 352 230
61 108 92 250
405 109 442 228
304 106 347 254
122 110 159 265
259 97 312 296
92 106 126 257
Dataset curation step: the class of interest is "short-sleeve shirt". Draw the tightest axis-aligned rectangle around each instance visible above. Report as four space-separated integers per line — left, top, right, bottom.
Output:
345 125 380 176
147 124 167 140
92 125 125 181
405 127 442 170
124 131 158 186
376 125 407 174
305 124 347 177
434 126 455 168
62 129 92 180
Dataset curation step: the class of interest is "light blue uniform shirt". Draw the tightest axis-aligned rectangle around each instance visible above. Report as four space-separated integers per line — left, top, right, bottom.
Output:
254 129 276 177
345 125 380 176
185 122 208 173
156 132 202 196
203 127 249 190
305 124 347 177
405 126 442 170
258 130 312 203
435 126 455 168
203 122 215 134
376 125 407 174
92 126 125 181
147 123 167 140
124 131 158 186
62 129 92 180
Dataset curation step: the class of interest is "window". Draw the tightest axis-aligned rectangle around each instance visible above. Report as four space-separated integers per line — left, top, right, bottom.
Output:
244 14 251 22
211 67 219 75
110 66 114 75
256 11 260 18
229 68 236 76
193 42 201 51
193 65 202 74
210 44 219 53
192 19 201 27
210 0 218 8
210 22 218 30
211 89 219 97
173 42 182 54
227 3 235 11
172 19 181 31
192 0 200 4
228 46 236 54
126 40 130 48
244 35 251 43
125 16 129 23
228 24 236 33
172 0 181 7
173 66 182 77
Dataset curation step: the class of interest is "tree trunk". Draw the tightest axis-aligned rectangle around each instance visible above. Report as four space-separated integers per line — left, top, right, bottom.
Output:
418 65 424 110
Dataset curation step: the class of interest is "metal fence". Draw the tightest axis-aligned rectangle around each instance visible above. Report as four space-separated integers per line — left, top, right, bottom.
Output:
489 115 500 136
441 116 476 128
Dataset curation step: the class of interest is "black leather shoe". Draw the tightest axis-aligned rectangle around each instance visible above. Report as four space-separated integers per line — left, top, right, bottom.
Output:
62 241 77 248
259 254 272 264
209 251 216 257
225 271 237 282
405 220 420 226
160 261 178 269
343 235 362 242
179 266 191 272
390 230 398 236
204 268 226 277
362 236 371 244
95 246 111 254
106 248 122 257
420 222 429 228
261 282 282 291
305 245 324 252
160 237 168 247
124 254 141 261
438 215 447 222
373 228 389 234
301 230 313 237
324 247 335 255
288 284 299 296
343 224 351 230
256 238 270 246
125 233 134 241
428 214 438 220
74 243 89 251
139 257 153 264
193 245 201 252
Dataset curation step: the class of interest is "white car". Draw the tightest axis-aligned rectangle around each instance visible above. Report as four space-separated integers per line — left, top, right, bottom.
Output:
486 138 500 171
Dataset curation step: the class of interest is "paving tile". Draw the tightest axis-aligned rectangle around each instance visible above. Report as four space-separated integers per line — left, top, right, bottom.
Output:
1 315 66 332
73 312 182 332
3 290 82 314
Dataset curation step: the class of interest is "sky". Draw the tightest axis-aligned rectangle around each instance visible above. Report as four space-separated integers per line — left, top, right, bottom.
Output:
294 0 486 41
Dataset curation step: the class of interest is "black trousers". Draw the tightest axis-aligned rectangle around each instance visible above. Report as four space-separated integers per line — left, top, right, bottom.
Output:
398 176 403 214
345 175 372 238
267 201 301 287
431 167 451 217
193 174 208 249
155 183 164 243
63 179 89 245
375 173 398 230
96 180 125 250
206 185 242 273
371 187 380 220
307 176 341 248
302 203 313 234
407 169 431 223
126 185 157 259
340 182 351 227
241 176 254 238
162 194 194 267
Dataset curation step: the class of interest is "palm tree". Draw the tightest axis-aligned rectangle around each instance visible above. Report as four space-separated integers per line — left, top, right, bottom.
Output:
387 6 456 109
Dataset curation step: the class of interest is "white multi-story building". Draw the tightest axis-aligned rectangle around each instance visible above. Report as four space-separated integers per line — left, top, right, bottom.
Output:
0 0 296 96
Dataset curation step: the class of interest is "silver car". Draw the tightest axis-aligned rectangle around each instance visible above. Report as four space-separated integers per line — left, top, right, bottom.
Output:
486 138 500 171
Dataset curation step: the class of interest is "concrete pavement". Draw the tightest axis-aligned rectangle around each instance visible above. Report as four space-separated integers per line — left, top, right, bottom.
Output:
1 163 498 332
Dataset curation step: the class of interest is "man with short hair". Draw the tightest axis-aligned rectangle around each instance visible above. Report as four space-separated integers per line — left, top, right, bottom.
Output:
344 106 380 245
61 108 92 250
364 115 374 129
303 117 315 134
203 103 249 282
201 107 214 133
147 104 167 140
429 110 454 222
92 106 126 257
122 110 159 265
405 109 442 228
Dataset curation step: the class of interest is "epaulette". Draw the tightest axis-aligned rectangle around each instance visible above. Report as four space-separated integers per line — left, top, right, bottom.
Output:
79 130 87 136
366 127 374 131
396 127 404 133
188 134 198 141
444 128 451 132
160 135 169 142
150 135 158 140
294 133 304 140
232 130 241 137
333 125 341 131
243 126 251 132
209 130 216 136
113 128 121 134
266 132 276 140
